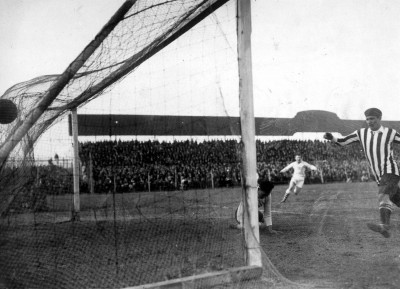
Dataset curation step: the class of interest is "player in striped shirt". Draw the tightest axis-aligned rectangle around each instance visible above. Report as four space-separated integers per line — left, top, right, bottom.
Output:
324 108 400 238
279 155 318 203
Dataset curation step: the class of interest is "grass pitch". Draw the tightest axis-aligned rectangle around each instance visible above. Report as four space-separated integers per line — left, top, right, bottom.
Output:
1 182 400 288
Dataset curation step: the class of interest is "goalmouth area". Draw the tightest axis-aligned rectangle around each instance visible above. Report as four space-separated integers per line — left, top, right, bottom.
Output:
1 182 400 288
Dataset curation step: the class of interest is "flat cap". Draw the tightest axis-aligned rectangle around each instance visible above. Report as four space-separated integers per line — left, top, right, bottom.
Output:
258 179 274 198
364 108 382 118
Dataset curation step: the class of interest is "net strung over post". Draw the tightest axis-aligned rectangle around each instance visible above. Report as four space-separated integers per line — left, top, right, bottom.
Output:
0 1 306 288
0 0 233 166
0 0 231 219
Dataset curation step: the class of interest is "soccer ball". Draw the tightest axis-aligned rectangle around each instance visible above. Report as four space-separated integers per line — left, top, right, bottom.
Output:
0 99 18 124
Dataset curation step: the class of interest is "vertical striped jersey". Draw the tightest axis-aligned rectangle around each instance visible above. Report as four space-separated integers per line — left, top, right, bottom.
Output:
334 126 400 183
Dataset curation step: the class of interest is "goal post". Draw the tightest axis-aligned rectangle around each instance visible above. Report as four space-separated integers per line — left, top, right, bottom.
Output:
71 108 80 221
237 0 262 267
0 1 298 288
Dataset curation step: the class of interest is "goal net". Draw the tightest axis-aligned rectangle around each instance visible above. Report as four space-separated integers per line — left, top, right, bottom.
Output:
0 1 306 289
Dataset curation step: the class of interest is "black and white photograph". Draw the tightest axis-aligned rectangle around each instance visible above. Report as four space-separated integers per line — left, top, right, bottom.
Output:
1 1 400 288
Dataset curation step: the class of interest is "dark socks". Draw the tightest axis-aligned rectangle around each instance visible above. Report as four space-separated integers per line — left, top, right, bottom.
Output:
380 207 391 227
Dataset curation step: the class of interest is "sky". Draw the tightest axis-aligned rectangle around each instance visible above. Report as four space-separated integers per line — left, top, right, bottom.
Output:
1 0 400 158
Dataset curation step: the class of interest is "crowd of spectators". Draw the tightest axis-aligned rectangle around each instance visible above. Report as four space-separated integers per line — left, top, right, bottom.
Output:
76 139 379 194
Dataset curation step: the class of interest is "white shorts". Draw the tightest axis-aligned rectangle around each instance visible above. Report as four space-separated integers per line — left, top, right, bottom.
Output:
290 177 305 188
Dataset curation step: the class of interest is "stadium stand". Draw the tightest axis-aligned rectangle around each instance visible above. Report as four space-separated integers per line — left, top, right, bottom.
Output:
76 139 374 194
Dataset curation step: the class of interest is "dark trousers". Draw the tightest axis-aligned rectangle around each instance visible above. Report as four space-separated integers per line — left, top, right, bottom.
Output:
379 174 400 207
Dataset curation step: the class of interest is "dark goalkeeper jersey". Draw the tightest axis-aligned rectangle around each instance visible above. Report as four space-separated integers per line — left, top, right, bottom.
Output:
334 126 400 183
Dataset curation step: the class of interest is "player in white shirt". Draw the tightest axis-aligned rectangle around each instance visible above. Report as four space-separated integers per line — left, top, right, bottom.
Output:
280 155 318 203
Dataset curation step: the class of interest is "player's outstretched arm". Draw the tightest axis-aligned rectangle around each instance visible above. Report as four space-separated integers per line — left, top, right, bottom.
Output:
324 131 359 146
303 161 317 171
280 163 292 173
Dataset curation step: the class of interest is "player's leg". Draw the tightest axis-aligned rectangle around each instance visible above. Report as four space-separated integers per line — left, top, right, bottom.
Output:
389 184 400 207
293 179 304 195
367 174 399 238
281 179 295 203
258 210 265 223
233 200 265 229
367 194 392 238
231 201 244 229
262 194 271 226
293 186 302 195
263 194 278 234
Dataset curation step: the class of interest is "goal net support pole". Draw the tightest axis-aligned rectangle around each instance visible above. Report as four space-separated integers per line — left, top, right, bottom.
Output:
71 108 80 221
237 0 262 267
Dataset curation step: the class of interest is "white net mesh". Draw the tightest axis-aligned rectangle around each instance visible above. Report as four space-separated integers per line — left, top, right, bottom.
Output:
2 1 400 289
0 1 298 288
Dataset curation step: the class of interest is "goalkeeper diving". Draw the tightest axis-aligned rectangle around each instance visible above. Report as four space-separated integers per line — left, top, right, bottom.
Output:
233 175 278 234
